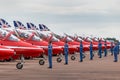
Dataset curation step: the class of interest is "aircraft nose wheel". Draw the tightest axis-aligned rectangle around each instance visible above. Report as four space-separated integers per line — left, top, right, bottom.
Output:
92 54 94 57
39 59 45 65
71 56 76 60
16 62 23 69
57 57 62 63
82 54 86 58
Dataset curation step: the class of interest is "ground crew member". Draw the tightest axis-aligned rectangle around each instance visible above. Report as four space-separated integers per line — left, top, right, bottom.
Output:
104 41 107 57
98 40 102 58
80 41 83 62
89 42 93 60
113 42 118 62
48 41 52 68
117 42 119 54
111 42 114 56
64 40 69 65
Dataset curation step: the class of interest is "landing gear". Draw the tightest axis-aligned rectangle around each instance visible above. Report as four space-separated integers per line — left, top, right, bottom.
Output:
16 55 24 69
57 57 62 63
92 54 94 57
39 54 46 65
70 53 76 60
16 62 23 69
43 54 47 60
39 59 45 65
56 54 63 63
82 53 86 58
71 55 76 60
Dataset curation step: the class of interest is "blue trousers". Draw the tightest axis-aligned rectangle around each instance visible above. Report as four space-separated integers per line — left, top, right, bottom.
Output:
90 51 93 60
80 52 83 61
111 49 113 55
114 52 118 61
48 55 52 68
65 52 68 64
104 49 107 57
98 49 102 58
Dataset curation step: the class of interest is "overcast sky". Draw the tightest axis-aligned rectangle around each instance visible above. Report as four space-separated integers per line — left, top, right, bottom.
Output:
0 0 120 39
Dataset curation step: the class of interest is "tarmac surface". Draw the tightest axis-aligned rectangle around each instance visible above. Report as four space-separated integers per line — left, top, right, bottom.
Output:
0 52 120 80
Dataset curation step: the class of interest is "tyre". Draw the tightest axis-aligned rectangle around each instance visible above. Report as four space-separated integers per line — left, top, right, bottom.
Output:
16 62 23 69
82 54 86 58
39 59 45 65
92 54 94 57
56 57 62 63
71 56 76 60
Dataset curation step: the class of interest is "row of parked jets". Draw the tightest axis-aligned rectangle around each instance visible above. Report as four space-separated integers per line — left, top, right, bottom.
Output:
0 19 113 69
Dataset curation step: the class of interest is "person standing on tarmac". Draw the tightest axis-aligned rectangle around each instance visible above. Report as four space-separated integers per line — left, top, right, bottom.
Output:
111 42 114 56
98 40 102 58
48 41 53 68
64 40 69 65
104 40 107 57
80 41 83 62
117 42 119 54
89 41 93 60
113 42 119 62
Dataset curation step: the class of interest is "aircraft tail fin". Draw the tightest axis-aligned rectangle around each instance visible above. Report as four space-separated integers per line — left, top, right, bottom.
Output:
26 23 38 30
0 18 11 28
38 24 50 31
13 21 26 30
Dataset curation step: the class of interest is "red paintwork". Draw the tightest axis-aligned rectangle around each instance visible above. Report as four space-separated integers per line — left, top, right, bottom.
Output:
38 35 78 54
26 30 78 54
52 41 78 54
22 37 63 55
68 41 89 52
0 31 44 59
0 46 14 60
72 36 98 50
84 37 106 50
10 29 63 55
58 36 89 52
26 40 63 55
100 39 111 49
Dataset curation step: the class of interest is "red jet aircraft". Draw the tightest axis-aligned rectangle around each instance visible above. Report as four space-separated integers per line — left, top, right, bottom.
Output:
6 27 64 63
0 19 45 69
67 34 98 51
26 23 78 60
12 21 64 63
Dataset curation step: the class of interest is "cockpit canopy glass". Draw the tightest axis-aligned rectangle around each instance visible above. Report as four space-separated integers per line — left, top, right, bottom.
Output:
0 29 19 41
17 29 41 41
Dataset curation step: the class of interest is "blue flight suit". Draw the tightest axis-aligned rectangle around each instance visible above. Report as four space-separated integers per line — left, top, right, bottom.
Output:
89 42 93 60
98 41 102 58
64 43 69 64
116 44 119 55
110 42 113 55
48 43 52 68
80 42 83 62
104 42 107 57
113 45 118 62
117 43 119 54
